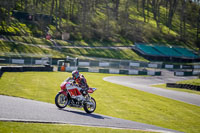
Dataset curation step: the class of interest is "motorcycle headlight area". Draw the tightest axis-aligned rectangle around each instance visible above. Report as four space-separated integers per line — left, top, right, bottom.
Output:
66 83 71 87
92 88 97 91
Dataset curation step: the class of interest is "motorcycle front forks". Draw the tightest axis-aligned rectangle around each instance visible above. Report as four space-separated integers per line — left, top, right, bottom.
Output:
85 94 91 102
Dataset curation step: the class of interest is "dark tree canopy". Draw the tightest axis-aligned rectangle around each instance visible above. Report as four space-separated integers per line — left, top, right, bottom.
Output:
0 0 199 47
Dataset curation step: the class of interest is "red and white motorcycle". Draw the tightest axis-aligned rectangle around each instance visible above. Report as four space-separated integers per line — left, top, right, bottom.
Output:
55 80 97 113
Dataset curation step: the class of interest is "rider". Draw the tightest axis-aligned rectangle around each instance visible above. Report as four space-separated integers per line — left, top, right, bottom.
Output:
69 70 89 96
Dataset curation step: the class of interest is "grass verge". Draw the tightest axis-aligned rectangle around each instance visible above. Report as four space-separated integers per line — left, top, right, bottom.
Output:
61 48 147 61
152 84 200 95
0 40 64 58
3 35 133 47
0 121 150 133
177 78 200 86
0 40 147 61
152 78 200 95
0 72 200 133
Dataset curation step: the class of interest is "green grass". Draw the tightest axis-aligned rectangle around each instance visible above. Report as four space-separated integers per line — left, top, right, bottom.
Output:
177 79 200 86
4 35 54 46
0 19 32 36
61 48 147 61
152 84 200 95
2 35 133 47
0 72 200 133
0 40 64 58
0 121 150 133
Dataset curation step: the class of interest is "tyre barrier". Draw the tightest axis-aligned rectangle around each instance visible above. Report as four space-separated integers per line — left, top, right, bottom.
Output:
0 66 53 77
0 71 3 77
0 66 24 72
166 83 200 91
174 71 200 76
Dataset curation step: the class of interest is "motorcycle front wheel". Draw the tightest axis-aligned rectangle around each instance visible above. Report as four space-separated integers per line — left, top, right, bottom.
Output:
55 92 68 108
84 97 96 113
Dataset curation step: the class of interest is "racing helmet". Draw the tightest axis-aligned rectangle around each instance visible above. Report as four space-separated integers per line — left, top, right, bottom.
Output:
72 70 79 79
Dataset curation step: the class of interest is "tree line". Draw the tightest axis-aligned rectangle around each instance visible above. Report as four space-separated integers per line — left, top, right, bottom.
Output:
0 0 200 48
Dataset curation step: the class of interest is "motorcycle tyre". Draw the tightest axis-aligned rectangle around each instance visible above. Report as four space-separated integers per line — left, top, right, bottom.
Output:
55 92 68 108
84 97 96 114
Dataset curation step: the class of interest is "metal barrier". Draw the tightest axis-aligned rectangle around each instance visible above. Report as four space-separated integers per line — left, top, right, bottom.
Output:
0 54 199 76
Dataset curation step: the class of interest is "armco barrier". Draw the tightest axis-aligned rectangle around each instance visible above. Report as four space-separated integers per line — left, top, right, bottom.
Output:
155 71 162 76
78 67 89 72
193 65 200 69
1 56 199 71
119 70 129 74
129 70 139 75
99 69 109 73
89 68 99 73
164 64 174 69
174 71 194 76
90 61 99 67
109 69 120 74
138 71 147 75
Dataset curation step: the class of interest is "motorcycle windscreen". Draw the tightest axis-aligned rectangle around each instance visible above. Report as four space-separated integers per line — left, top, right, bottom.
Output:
60 82 68 90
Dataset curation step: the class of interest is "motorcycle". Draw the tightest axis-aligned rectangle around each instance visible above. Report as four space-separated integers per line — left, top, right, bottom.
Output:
55 79 97 113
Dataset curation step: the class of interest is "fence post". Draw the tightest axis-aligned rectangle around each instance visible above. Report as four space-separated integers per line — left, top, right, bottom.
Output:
9 56 11 65
31 57 33 66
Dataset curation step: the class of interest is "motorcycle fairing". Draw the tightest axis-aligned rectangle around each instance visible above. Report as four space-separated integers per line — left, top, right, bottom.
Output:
68 88 82 96
88 88 97 93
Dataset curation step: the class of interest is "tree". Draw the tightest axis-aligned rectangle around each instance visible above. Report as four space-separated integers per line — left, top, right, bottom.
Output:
113 0 120 20
55 0 58 29
0 0 16 25
151 0 162 28
146 0 150 22
24 0 28 12
59 0 64 28
196 0 200 53
142 0 146 22
118 0 130 37
167 0 179 29
135 0 139 12
180 0 186 40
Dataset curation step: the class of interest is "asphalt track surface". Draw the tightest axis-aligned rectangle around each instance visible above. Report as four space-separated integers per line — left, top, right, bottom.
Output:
104 70 200 106
0 94 182 133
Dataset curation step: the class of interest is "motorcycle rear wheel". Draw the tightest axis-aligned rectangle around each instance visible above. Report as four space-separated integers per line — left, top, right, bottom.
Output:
55 93 68 108
84 97 96 113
